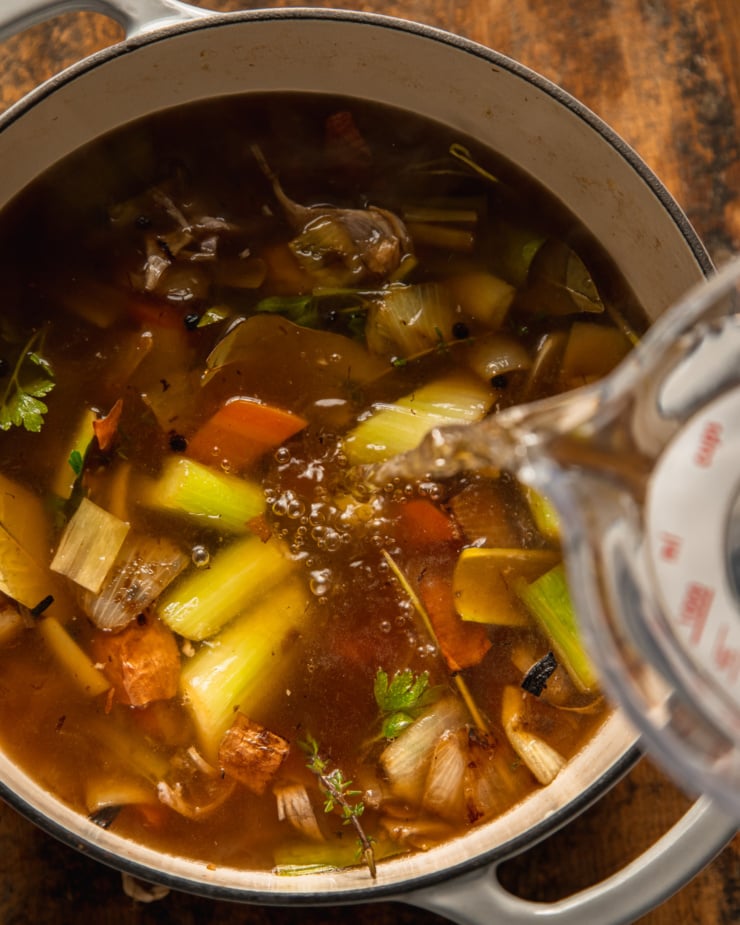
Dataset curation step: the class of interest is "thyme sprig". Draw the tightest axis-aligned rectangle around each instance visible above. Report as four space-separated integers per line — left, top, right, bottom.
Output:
301 733 376 878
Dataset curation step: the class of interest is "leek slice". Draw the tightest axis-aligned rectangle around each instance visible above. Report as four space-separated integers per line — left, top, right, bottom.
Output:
453 547 560 625
38 616 110 698
343 372 493 466
180 576 309 757
141 457 265 533
379 696 467 802
81 534 188 630
502 685 566 785
365 283 455 358
50 498 130 594
157 534 293 641
446 271 516 328
515 564 598 693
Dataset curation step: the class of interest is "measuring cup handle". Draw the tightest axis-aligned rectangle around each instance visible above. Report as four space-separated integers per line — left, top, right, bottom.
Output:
0 0 206 43
401 795 736 925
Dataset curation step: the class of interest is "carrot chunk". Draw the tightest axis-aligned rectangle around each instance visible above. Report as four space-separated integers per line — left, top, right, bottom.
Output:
187 397 307 472
395 499 460 551
418 571 492 672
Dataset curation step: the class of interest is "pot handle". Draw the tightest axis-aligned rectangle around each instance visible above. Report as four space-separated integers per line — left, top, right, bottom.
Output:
401 795 737 925
0 0 207 43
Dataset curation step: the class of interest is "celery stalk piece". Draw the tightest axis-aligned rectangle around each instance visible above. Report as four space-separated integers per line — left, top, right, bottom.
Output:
343 373 493 466
38 616 111 698
51 407 97 499
180 576 309 757
50 497 130 594
142 457 265 533
452 547 560 626
524 486 560 542
515 564 599 693
156 534 293 641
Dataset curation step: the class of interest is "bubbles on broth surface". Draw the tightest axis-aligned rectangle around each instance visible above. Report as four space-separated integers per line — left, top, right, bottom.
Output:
0 91 644 876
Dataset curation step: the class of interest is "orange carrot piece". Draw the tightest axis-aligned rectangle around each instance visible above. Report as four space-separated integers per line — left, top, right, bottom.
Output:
187 397 308 472
93 398 124 453
395 499 460 551
418 571 492 672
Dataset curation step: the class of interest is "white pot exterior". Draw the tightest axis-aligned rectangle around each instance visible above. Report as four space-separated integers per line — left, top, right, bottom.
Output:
0 7 723 914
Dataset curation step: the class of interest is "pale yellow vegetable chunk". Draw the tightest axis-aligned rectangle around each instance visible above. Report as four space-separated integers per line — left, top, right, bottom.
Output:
452 547 559 626
181 577 309 758
50 497 130 593
38 616 110 698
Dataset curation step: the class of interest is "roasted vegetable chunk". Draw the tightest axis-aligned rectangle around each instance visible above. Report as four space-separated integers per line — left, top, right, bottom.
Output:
92 614 180 707
218 713 290 794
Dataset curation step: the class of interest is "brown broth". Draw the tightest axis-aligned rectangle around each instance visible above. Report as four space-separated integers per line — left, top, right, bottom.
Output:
0 93 641 874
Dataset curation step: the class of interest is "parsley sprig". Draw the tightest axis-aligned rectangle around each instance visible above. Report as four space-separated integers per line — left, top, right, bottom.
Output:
374 668 439 739
0 329 55 433
301 733 376 878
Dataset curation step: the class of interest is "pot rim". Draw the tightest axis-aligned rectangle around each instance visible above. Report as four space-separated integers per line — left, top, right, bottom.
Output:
0 5 709 905
0 5 712 282
0 736 641 904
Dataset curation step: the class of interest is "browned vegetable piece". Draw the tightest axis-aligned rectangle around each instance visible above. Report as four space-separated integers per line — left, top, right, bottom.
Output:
218 713 290 795
251 144 410 286
91 614 180 707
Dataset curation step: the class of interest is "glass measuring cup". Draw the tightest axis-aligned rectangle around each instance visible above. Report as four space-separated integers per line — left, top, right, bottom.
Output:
377 255 740 820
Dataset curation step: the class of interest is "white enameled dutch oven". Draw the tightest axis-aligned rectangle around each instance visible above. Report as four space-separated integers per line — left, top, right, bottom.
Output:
0 2 736 923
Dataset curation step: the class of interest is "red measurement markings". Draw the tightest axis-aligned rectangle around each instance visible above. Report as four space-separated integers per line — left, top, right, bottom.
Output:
679 581 715 645
659 531 682 562
694 420 723 468
713 623 740 684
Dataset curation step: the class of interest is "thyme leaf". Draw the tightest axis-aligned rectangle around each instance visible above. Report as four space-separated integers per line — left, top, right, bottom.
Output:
300 733 376 878
0 330 55 433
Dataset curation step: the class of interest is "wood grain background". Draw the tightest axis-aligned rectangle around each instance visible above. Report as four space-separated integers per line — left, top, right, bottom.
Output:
0 1 738 923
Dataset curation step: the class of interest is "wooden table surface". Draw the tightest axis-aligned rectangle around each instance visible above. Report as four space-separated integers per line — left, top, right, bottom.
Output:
0 1 738 923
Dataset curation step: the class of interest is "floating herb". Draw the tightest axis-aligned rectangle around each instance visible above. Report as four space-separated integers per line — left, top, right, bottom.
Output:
301 733 376 878
374 668 439 739
0 329 55 433
68 450 84 476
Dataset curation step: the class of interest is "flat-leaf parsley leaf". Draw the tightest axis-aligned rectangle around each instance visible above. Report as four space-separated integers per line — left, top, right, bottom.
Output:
0 331 55 433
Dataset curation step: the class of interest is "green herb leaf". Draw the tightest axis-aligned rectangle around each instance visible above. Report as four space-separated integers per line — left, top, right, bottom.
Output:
68 450 84 476
0 330 55 433
374 668 430 713
374 668 443 740
254 295 321 328
300 733 375 877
